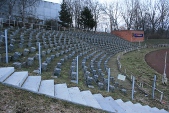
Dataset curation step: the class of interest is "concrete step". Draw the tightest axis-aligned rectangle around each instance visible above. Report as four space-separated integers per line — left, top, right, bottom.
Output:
133 103 153 113
105 96 127 113
142 105 165 113
4 71 28 87
115 99 135 113
0 67 14 82
68 87 87 106
22 76 41 92
93 94 116 113
143 105 154 113
160 109 169 113
125 101 142 113
55 83 71 101
151 107 162 113
81 90 101 109
38 80 54 97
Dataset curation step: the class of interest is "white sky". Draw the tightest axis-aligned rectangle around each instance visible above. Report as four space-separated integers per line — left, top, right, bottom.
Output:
43 0 113 4
43 0 62 4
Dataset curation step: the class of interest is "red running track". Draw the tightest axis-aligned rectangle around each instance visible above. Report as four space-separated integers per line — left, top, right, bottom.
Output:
145 49 169 78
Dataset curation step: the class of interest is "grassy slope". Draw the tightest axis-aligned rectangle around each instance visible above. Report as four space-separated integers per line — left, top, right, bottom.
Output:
0 84 106 113
119 39 169 110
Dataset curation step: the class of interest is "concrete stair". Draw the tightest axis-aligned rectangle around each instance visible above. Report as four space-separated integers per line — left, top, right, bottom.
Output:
4 71 28 87
105 96 127 113
115 99 135 113
55 83 71 101
125 101 143 113
81 90 102 109
39 80 54 97
0 67 168 113
0 67 14 82
130 103 150 113
160 109 169 113
22 76 41 92
68 87 87 106
93 94 116 112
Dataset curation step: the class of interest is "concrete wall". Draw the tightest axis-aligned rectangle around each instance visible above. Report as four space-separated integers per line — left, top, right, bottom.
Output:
111 30 144 42
0 0 60 21
35 1 60 20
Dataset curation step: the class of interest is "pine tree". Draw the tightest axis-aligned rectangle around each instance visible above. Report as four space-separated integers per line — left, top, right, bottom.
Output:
79 7 96 30
59 2 72 27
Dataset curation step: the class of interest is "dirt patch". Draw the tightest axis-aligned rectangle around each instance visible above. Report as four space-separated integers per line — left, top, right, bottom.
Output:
145 49 169 78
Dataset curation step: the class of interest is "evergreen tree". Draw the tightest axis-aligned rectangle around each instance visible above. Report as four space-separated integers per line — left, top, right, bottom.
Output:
59 2 72 27
79 7 96 30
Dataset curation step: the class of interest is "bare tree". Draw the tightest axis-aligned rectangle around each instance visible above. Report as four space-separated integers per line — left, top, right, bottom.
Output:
145 0 161 33
64 0 169 34
64 0 101 30
7 0 17 25
17 0 40 22
130 0 148 31
87 0 101 31
0 0 17 26
0 0 6 8
120 0 137 30
136 0 150 31
72 0 82 28
101 1 121 31
157 0 169 33
0 0 7 20
7 0 17 16
64 0 83 28
165 12 169 38
131 0 141 30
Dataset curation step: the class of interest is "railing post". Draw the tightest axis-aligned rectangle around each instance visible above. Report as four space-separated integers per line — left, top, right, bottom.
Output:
76 56 78 84
5 29 8 63
107 68 110 92
152 75 156 99
39 42 41 74
132 75 135 100
160 92 163 102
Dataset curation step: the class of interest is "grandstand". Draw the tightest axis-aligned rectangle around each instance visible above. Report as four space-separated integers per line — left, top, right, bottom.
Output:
0 26 168 113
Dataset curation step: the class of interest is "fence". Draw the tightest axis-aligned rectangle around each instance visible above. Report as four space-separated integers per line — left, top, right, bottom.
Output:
116 45 167 103
0 17 99 32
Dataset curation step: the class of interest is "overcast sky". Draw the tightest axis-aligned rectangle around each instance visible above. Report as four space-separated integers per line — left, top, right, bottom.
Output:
43 0 113 4
43 0 62 4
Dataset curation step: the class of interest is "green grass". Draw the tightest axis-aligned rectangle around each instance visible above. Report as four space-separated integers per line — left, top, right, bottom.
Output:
120 48 165 82
135 39 169 46
120 47 169 109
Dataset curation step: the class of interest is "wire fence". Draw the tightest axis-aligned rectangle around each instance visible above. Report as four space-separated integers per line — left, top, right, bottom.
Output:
116 45 169 103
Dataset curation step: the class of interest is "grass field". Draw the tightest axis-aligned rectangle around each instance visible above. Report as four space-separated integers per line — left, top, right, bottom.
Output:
119 39 169 110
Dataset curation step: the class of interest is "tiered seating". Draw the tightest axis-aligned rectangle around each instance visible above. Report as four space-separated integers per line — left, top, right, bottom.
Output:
0 28 138 92
76 32 137 54
0 27 168 112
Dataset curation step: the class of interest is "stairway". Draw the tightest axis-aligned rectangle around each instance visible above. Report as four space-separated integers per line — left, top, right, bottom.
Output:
0 67 168 113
